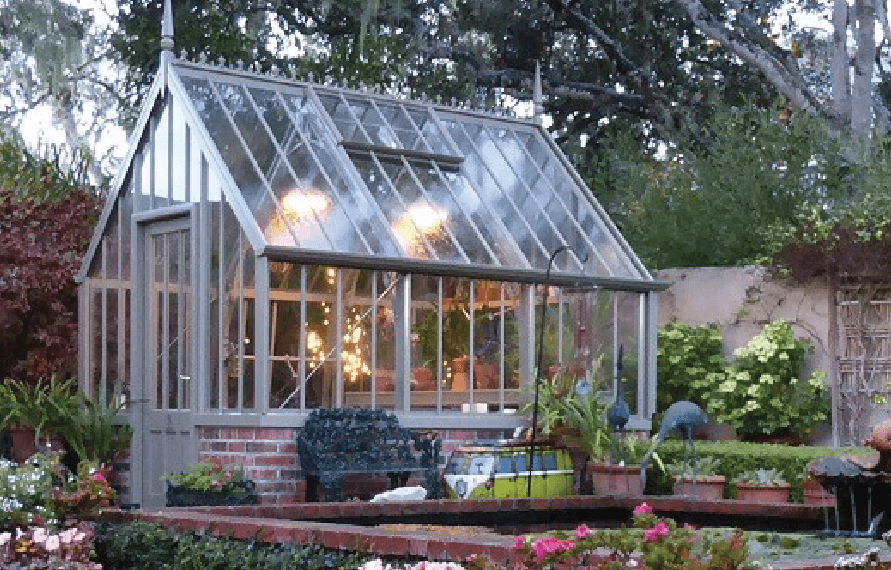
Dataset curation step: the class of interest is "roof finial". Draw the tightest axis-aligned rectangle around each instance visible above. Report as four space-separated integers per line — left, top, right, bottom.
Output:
160 0 175 55
533 60 544 125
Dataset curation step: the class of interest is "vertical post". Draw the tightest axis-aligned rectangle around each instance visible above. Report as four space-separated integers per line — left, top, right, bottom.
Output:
255 256 270 412
828 272 840 447
393 274 411 412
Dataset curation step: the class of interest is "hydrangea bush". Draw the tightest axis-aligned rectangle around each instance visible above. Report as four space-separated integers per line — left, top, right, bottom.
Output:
0 523 101 570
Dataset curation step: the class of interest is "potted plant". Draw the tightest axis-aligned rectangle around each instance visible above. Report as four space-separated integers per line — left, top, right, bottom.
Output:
163 459 258 506
63 393 133 485
587 434 653 496
0 377 77 463
668 456 725 499
734 468 791 503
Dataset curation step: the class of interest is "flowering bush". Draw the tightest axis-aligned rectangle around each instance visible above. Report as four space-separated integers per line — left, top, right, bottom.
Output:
0 453 64 530
358 560 467 570
512 502 749 570
49 466 116 522
0 522 101 570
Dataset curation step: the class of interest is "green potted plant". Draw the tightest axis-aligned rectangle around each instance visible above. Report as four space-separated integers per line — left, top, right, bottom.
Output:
63 394 133 481
0 377 78 463
668 456 725 499
587 434 656 496
733 468 790 503
163 460 258 506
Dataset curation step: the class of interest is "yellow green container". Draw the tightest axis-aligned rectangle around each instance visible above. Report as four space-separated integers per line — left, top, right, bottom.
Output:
443 444 574 499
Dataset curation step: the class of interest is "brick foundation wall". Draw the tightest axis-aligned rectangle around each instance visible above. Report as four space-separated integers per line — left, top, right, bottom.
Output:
194 426 515 504
198 427 301 504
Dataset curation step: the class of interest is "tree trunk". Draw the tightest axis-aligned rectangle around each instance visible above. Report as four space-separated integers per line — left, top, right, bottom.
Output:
851 0 876 139
832 0 851 125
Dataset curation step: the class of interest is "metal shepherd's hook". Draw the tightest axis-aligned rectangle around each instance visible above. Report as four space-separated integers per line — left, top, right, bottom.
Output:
527 245 587 497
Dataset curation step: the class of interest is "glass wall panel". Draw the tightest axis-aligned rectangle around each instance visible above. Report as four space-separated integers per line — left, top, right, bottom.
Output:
373 272 397 410
440 277 471 412
473 281 502 412
342 269 374 405
304 265 337 408
502 284 522 412
207 199 222 409
410 275 438 411
153 105 171 209
242 243 255 409
269 262 303 409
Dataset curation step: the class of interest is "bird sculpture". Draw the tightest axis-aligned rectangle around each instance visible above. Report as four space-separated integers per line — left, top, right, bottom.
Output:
639 400 708 490
606 345 630 463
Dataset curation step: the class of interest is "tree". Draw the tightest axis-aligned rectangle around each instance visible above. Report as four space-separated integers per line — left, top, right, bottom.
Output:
0 0 126 184
0 132 101 383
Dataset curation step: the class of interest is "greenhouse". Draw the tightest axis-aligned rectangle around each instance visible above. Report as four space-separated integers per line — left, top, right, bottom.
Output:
76 4 667 507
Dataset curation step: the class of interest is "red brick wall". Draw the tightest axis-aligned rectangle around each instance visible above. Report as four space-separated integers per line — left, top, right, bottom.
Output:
198 427 301 504
195 426 514 503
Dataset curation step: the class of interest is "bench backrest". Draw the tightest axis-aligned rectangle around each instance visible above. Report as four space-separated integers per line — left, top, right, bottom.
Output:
297 408 439 474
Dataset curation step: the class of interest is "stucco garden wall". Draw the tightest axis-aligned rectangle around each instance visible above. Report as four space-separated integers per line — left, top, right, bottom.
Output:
654 266 833 443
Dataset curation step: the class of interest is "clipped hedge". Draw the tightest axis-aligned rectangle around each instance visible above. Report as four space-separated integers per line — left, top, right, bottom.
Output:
95 522 372 570
644 441 872 502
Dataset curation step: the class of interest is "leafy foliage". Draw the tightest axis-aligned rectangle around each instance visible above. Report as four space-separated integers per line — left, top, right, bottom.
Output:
706 319 830 440
162 459 247 492
95 522 371 570
733 468 788 487
0 145 100 383
656 322 727 412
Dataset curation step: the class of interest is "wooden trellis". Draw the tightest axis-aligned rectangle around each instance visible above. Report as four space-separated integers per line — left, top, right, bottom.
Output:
834 280 891 446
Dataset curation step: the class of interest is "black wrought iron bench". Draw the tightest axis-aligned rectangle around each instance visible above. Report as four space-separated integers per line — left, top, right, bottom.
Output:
297 408 441 502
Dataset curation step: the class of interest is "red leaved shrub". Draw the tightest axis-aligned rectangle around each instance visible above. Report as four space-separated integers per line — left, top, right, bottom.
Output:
0 187 101 383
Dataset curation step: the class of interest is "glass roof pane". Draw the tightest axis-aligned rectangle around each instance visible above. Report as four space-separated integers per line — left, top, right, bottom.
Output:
351 153 446 260
408 161 496 265
375 103 429 152
316 92 370 144
215 82 278 178
343 97 401 148
439 169 527 268
248 86 307 147
377 158 467 262
406 108 452 155
258 191 299 247
179 76 266 214
282 93 400 257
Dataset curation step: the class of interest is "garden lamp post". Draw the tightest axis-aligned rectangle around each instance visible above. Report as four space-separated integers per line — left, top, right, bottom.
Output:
527 245 587 497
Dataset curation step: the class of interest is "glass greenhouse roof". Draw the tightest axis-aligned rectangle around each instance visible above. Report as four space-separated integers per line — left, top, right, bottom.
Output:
171 61 651 283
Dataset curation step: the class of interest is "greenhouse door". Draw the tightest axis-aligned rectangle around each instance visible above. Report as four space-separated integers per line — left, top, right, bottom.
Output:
139 215 196 508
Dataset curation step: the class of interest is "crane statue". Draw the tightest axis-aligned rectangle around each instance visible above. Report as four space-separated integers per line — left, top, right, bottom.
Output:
639 400 708 490
606 345 630 463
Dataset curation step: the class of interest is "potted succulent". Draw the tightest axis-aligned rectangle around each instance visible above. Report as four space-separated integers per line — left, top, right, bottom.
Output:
163 459 258 506
669 456 725 500
0 377 77 463
734 468 791 503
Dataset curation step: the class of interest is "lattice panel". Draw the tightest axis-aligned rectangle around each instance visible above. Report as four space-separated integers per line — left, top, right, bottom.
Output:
836 285 891 445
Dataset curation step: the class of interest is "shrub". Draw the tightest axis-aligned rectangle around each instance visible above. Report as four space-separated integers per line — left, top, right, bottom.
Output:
657 322 727 412
95 522 371 570
705 319 829 440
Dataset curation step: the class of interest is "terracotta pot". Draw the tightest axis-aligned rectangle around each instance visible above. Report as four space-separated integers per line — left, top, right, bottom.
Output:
8 426 65 464
588 461 643 496
802 478 835 507
736 482 791 503
673 475 726 500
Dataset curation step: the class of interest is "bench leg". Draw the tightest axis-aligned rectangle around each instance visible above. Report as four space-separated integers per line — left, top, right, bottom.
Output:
425 469 441 499
320 474 345 502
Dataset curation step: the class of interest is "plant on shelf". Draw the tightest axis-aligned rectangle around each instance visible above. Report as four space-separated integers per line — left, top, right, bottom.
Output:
734 468 791 503
163 459 258 507
669 456 726 499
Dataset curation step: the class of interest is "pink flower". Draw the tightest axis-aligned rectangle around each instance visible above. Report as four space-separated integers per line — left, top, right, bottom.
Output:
31 527 47 544
633 502 652 515
644 521 669 542
93 471 107 483
0 532 11 546
529 537 574 562
575 524 591 539
44 534 60 552
512 535 527 549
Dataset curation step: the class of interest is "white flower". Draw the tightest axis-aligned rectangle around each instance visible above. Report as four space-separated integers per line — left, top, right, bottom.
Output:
0 532 11 546
44 534 60 552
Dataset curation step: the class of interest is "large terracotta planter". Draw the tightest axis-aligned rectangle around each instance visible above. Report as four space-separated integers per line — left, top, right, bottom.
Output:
8 426 66 464
673 475 726 500
736 482 791 503
588 461 643 496
802 478 836 507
